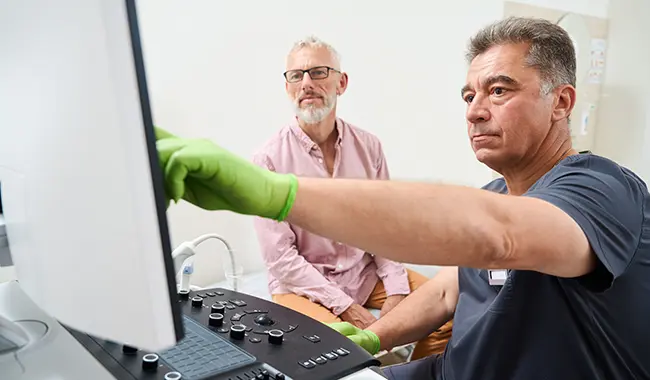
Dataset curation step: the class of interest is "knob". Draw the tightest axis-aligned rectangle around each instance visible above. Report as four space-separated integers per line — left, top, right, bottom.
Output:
164 372 182 380
178 289 190 300
230 324 246 340
211 303 225 314
191 296 203 308
122 345 138 355
208 313 224 327
142 353 159 371
275 374 285 380
268 329 283 345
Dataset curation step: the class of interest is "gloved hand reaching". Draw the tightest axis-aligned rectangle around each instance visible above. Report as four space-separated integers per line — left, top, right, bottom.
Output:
327 322 381 355
154 127 298 221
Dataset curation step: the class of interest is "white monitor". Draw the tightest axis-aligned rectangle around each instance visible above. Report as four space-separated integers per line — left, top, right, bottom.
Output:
0 0 183 351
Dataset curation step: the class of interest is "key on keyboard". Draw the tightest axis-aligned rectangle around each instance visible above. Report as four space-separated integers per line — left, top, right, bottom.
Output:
158 315 256 380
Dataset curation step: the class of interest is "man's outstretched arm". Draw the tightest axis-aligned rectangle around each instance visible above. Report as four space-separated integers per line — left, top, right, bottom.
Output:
287 177 594 278
156 130 595 279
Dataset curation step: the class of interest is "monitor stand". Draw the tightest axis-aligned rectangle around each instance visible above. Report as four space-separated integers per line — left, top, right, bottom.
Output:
0 281 116 379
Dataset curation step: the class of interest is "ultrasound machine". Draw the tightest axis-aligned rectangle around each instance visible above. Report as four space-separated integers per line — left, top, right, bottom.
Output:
0 1 385 379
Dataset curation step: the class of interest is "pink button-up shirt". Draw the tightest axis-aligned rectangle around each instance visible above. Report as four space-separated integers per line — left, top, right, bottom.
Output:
252 117 410 316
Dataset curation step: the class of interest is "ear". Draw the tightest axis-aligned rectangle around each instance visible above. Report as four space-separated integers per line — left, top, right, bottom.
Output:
551 84 576 122
337 72 349 96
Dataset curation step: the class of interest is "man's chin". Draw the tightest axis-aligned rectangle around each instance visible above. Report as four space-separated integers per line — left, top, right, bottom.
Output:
474 149 499 165
296 107 333 124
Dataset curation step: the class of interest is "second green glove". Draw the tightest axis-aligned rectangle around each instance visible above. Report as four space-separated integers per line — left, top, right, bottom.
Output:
327 322 381 355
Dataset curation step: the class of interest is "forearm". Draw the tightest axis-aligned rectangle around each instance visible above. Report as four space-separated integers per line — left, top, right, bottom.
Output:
367 267 458 351
287 178 510 268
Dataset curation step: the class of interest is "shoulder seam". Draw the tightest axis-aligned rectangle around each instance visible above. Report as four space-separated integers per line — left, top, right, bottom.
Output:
626 181 648 268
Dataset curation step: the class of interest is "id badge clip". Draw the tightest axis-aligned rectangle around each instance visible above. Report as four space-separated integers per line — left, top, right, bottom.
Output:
488 269 508 286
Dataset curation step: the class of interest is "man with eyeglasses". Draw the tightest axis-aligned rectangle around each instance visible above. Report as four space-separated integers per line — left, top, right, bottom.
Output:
250 36 452 360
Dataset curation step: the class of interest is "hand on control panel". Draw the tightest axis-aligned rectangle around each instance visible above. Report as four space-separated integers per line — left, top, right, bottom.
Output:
327 322 381 356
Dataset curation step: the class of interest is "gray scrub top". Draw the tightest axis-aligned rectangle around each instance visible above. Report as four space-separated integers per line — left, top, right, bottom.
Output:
388 153 650 380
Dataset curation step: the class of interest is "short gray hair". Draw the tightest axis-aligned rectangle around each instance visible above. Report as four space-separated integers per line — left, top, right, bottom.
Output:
287 35 342 69
466 17 576 94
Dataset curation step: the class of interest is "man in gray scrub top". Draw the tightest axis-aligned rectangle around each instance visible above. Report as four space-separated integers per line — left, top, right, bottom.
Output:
155 17 650 380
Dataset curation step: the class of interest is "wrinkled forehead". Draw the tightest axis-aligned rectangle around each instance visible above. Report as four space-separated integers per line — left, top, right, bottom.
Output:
286 47 338 71
463 43 540 92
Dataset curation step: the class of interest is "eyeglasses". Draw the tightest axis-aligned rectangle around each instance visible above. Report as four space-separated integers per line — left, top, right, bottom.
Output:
283 66 340 83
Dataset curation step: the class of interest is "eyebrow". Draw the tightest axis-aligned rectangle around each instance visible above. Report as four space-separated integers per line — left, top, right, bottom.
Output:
461 75 520 97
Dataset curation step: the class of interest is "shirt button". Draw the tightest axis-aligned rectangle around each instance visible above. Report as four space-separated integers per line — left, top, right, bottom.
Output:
338 264 343 269
318 158 323 164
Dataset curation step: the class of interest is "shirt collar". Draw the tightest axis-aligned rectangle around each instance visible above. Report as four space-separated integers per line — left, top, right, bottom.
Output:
289 117 344 153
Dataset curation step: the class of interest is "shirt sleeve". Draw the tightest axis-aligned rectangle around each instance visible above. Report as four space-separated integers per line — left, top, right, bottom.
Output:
252 153 355 315
524 162 648 292
371 140 411 296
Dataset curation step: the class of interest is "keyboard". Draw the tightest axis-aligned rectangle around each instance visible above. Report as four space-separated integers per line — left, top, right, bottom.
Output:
158 315 256 380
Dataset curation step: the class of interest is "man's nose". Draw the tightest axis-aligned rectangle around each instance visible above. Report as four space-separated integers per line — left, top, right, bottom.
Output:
300 72 315 89
466 95 491 124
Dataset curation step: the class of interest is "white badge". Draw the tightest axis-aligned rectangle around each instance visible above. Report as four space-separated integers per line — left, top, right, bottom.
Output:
488 269 508 286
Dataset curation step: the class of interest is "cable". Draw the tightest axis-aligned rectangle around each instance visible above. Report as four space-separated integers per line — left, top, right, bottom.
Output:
171 234 239 292
191 233 238 292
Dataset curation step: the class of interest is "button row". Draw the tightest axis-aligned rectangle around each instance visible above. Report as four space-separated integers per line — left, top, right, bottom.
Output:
180 290 223 301
298 348 349 369
196 291 224 297
303 334 320 343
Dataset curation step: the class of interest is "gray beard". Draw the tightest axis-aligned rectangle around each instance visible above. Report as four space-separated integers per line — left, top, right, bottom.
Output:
292 94 337 124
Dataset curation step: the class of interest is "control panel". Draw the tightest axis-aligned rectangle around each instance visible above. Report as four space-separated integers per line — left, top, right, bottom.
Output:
65 287 381 379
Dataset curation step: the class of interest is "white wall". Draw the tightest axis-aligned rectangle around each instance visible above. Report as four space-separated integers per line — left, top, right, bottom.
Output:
136 0 504 284
509 0 609 18
0 267 14 283
134 0 621 285
594 0 650 183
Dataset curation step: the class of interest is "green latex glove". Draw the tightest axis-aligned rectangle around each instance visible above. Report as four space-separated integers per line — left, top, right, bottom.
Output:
327 322 381 355
154 127 298 221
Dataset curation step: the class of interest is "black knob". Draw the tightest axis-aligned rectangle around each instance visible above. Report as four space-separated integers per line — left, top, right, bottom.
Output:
122 345 138 355
191 296 203 308
164 372 182 380
230 324 246 340
268 329 283 345
178 289 190 300
209 313 224 327
142 353 159 371
211 303 225 314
